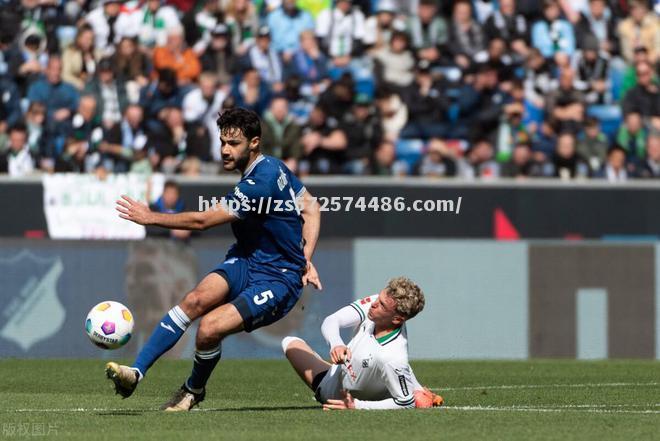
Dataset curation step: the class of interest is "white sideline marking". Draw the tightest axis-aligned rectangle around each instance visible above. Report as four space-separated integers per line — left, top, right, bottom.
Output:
444 405 660 414
431 381 660 392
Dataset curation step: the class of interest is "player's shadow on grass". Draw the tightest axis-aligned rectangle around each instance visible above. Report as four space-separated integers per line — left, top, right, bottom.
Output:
200 405 319 413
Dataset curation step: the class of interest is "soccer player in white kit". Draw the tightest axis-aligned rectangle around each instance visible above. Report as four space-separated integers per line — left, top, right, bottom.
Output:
282 277 442 410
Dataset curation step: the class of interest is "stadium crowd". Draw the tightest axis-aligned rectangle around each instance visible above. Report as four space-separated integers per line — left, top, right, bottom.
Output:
0 0 659 180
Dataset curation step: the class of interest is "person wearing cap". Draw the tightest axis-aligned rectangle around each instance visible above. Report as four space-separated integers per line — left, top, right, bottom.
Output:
266 0 314 60
83 57 129 129
7 33 48 95
572 34 609 105
200 24 237 86
407 0 448 66
244 26 284 90
116 0 181 49
315 0 366 66
83 0 125 54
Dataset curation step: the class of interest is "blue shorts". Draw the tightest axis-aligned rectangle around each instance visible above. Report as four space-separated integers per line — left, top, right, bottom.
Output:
210 257 303 332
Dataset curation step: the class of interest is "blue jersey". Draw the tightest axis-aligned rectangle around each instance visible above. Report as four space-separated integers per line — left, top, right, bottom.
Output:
222 155 307 275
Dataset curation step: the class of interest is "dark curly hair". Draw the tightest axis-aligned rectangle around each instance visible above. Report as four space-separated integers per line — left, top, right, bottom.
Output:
216 107 261 141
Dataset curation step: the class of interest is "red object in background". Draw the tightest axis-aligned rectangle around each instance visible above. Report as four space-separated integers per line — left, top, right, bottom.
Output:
563 234 583 241
166 0 196 13
24 230 46 239
493 208 520 240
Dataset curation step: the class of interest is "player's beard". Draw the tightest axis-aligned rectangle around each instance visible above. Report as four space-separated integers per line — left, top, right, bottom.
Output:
223 149 250 172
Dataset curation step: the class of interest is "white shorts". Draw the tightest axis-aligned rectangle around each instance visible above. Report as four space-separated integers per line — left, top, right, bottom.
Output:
314 364 343 403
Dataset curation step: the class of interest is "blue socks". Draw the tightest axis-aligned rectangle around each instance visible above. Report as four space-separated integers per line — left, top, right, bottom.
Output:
133 306 191 379
185 345 222 393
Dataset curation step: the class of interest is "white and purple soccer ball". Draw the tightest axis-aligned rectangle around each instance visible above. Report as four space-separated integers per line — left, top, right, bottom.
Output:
85 301 134 350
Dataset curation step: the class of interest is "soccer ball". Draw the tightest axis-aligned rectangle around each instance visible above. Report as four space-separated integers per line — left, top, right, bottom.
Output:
85 301 134 349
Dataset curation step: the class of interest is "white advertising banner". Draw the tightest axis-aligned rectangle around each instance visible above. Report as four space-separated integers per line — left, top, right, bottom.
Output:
42 174 153 239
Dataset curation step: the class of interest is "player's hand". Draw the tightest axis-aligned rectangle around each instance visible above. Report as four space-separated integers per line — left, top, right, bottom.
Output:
323 390 355 410
116 195 153 225
302 261 322 290
330 345 351 364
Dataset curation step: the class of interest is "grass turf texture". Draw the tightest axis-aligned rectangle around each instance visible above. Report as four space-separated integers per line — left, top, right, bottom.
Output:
0 359 658 440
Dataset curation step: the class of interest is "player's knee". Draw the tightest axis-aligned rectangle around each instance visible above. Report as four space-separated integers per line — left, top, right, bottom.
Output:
180 290 206 320
196 316 222 349
281 336 304 354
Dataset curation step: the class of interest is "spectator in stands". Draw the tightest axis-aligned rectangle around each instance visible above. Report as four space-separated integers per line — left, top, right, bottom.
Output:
266 0 314 60
616 112 647 160
61 25 99 91
407 0 448 67
300 105 348 174
139 68 186 131
231 67 271 114
622 61 659 119
153 26 202 86
621 47 652 96
636 132 660 178
448 0 487 70
341 93 382 174
147 106 186 173
572 34 610 106
575 0 619 55
225 0 259 56
286 30 329 93
0 123 35 176
111 36 152 102
318 73 355 120
416 138 457 178
0 76 22 127
260 96 303 172
181 0 222 51
399 59 449 140
84 0 124 55
59 95 101 172
315 0 366 68
617 0 660 65
375 86 408 141
457 139 500 179
84 57 128 129
496 101 529 163
182 72 226 162
27 56 80 129
99 104 148 173
483 0 529 58
245 26 284 90
363 0 402 52
501 142 551 178
7 33 48 95
524 47 554 112
455 62 504 141
531 0 576 61
595 145 628 181
148 180 191 241
118 0 181 50
200 24 238 86
371 139 397 175
372 30 415 89
577 117 609 171
545 67 585 134
24 101 47 169
552 131 590 179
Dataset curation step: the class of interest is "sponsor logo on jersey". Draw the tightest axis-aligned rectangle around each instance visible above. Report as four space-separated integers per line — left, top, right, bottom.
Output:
277 168 288 191
398 375 409 395
362 359 370 368
359 296 372 305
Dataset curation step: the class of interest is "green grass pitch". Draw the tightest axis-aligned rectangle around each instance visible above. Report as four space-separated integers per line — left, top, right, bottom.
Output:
0 359 658 440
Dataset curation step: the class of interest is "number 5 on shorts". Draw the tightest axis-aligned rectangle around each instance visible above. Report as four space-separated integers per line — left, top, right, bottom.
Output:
253 290 274 305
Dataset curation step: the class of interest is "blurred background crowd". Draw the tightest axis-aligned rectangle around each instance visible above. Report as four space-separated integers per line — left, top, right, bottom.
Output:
0 0 659 180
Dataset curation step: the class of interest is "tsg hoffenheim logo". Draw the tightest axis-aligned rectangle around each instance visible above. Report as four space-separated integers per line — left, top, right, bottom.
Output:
0 251 66 351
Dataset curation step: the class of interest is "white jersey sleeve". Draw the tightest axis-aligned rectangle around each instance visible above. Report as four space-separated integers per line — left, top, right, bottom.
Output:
321 305 362 349
354 361 415 410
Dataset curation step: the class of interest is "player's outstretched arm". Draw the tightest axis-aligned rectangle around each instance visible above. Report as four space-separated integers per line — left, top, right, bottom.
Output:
300 189 322 289
116 195 236 230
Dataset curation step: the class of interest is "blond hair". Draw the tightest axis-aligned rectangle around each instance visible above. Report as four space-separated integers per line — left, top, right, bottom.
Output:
386 277 425 319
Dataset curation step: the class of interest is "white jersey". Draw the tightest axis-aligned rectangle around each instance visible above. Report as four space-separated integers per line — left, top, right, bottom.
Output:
318 294 420 409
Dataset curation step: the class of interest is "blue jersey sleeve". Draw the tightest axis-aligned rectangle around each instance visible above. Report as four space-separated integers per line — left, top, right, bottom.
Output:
223 178 273 219
287 167 306 198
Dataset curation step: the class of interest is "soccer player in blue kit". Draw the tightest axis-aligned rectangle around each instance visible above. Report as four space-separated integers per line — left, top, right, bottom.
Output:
107 108 322 411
